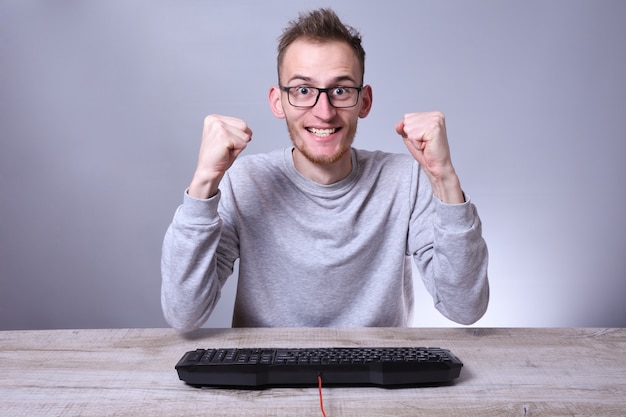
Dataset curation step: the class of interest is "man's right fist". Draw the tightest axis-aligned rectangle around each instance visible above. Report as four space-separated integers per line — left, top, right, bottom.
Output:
188 115 252 199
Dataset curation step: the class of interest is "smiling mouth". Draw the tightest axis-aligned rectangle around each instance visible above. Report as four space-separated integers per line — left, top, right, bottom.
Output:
307 127 338 137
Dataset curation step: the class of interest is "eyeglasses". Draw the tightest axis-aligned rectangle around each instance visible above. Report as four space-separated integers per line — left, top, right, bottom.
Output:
279 85 363 108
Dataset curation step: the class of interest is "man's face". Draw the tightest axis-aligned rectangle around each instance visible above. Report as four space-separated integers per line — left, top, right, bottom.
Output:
270 39 372 165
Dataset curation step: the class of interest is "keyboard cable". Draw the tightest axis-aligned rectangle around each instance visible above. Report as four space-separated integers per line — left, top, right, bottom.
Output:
317 373 328 417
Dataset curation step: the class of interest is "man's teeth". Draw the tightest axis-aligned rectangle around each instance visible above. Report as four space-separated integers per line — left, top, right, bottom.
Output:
308 128 336 137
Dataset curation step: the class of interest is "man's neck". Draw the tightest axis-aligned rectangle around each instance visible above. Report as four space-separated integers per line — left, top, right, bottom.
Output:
292 148 352 185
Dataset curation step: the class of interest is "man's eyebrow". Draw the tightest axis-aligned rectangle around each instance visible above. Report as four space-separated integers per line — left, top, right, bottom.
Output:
285 74 359 85
332 75 359 84
286 75 312 84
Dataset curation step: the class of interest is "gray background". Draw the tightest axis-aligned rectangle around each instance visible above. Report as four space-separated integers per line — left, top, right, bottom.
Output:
1 0 625 330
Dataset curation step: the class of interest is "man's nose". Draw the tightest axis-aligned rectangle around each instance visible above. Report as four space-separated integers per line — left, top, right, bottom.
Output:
311 91 336 118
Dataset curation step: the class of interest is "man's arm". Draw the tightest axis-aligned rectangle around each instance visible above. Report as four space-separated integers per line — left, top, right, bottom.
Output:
161 192 225 331
160 115 251 331
400 112 489 324
413 190 489 325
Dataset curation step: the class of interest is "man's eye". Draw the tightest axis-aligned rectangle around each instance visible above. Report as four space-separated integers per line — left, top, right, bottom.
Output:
295 87 312 95
332 87 347 96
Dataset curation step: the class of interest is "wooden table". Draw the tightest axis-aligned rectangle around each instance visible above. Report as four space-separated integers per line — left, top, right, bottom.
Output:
1 328 624 416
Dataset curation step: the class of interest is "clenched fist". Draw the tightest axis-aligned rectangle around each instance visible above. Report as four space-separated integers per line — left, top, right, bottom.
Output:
396 112 464 204
189 115 252 199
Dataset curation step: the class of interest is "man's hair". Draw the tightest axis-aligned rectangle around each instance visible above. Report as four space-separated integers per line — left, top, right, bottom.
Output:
277 8 366 84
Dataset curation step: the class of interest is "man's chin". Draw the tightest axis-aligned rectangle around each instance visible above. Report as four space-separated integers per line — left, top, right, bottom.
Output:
295 144 350 165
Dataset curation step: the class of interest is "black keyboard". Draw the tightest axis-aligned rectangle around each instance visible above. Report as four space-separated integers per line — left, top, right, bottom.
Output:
175 346 463 388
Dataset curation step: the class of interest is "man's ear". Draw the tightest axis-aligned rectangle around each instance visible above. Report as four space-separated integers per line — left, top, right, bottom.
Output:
358 85 373 118
268 86 286 119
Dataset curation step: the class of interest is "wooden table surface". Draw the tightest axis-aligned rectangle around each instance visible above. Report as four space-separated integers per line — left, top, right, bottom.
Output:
1 327 624 416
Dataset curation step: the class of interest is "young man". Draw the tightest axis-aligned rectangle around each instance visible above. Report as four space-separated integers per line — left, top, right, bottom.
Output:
161 8 489 331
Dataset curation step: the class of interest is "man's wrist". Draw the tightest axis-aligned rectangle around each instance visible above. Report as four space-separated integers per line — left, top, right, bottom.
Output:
188 171 222 199
430 173 464 204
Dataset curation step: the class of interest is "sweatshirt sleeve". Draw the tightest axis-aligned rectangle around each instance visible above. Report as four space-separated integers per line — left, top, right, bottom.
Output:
160 189 232 332
410 168 490 325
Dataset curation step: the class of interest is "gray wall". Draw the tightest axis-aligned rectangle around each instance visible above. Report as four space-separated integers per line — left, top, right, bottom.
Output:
1 0 625 330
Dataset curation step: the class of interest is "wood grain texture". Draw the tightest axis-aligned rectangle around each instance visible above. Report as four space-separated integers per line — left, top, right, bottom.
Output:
1 328 624 416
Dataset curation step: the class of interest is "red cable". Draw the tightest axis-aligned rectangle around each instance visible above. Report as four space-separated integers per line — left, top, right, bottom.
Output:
317 374 328 417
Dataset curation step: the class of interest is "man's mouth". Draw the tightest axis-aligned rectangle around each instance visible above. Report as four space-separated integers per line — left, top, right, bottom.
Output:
306 127 338 137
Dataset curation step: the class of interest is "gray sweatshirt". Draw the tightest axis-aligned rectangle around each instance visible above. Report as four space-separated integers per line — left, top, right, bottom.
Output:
161 147 489 331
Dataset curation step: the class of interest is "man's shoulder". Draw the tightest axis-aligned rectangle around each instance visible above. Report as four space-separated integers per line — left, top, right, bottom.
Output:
354 148 416 171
